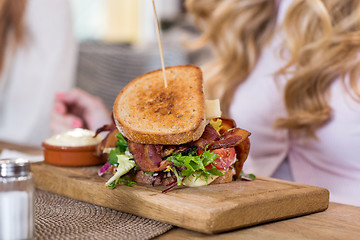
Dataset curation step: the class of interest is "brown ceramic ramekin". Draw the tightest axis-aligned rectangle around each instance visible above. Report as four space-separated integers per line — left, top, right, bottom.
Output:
42 142 106 167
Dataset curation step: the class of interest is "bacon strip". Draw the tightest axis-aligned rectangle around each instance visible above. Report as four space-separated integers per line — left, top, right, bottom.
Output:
95 127 118 157
192 125 220 149
234 137 251 179
208 128 250 150
128 141 172 172
94 124 116 137
218 118 237 134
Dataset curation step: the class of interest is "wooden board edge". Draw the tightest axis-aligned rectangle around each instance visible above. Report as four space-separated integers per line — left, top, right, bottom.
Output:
204 187 330 234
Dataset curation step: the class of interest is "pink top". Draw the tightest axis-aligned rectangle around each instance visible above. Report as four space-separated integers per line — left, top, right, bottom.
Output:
230 0 360 206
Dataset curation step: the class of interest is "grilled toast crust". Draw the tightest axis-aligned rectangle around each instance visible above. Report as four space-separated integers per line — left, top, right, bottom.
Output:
113 65 206 145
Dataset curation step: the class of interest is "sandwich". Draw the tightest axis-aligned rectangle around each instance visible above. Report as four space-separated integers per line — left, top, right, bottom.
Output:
96 65 251 192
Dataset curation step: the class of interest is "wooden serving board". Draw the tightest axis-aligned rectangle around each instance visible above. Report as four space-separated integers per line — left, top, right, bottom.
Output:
30 162 329 234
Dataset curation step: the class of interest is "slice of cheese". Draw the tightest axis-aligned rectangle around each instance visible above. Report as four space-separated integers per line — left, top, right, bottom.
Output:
205 99 222 120
183 174 219 187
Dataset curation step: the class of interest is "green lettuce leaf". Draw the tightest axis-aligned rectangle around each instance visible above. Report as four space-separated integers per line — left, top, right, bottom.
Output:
165 146 224 186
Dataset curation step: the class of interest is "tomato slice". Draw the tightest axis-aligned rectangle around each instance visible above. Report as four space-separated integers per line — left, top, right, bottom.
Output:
198 148 236 170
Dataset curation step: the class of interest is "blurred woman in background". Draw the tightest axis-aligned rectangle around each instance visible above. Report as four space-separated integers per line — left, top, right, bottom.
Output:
185 0 360 206
0 0 77 146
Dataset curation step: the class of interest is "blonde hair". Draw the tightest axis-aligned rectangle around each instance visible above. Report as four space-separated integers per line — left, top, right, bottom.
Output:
185 0 276 116
0 0 27 74
186 0 360 137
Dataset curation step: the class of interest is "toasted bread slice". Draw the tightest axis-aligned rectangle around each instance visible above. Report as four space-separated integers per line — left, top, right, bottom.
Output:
113 65 206 145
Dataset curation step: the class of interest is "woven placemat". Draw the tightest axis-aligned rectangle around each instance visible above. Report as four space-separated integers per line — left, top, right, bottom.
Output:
34 190 173 240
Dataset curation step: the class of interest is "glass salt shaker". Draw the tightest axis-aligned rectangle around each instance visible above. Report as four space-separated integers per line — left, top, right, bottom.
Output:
0 158 34 240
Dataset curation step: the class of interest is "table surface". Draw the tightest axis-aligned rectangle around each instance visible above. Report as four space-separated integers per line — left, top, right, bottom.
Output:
2 141 360 239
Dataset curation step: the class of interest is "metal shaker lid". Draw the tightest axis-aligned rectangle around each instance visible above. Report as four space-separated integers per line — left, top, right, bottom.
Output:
0 158 30 177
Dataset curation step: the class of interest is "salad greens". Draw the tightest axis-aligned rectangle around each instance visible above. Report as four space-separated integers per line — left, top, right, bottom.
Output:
107 176 136 189
105 132 136 188
108 132 129 165
240 171 256 181
165 146 224 186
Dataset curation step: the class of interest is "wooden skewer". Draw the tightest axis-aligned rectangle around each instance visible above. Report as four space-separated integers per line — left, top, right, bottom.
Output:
152 0 167 88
